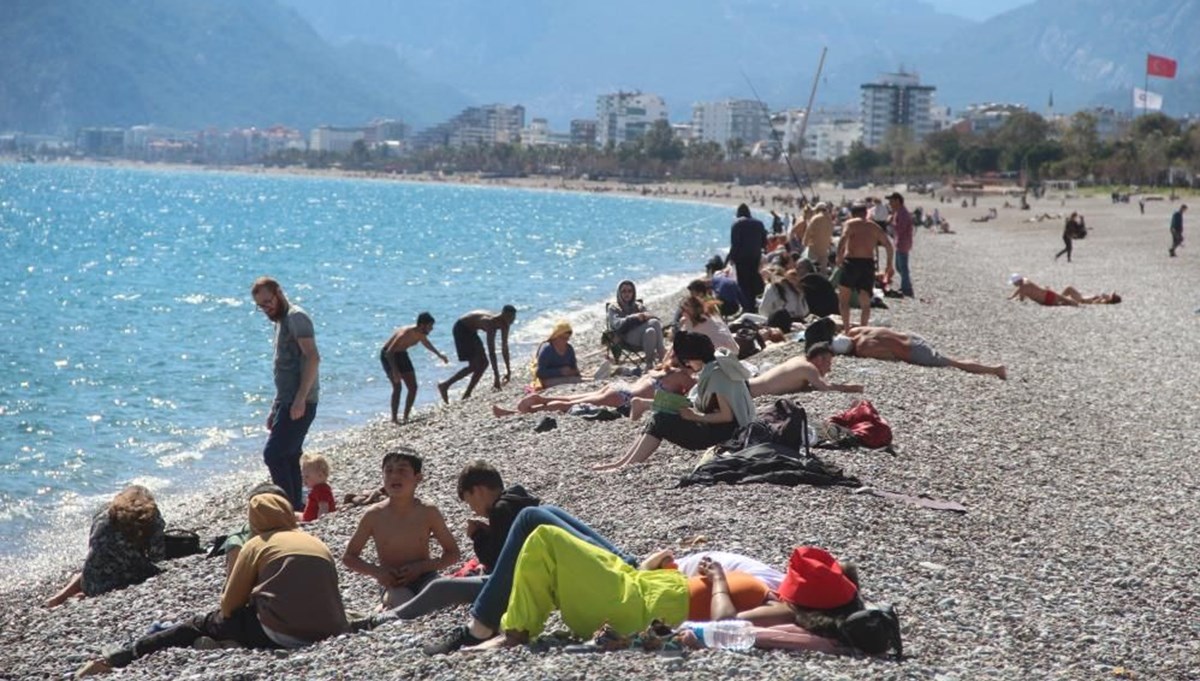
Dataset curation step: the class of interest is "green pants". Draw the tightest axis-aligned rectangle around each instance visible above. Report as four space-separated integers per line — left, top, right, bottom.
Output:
499 525 689 638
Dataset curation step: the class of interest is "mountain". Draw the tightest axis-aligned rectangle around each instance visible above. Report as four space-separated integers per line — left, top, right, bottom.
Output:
282 0 1199 123
278 0 972 123
922 0 1200 115
0 0 470 135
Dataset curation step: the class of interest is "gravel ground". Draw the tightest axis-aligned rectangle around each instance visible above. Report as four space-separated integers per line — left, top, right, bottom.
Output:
2 191 1198 680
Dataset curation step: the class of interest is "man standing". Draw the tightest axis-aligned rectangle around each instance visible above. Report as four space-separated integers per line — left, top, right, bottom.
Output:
836 202 894 332
802 202 834 274
887 192 914 297
438 306 516 403
1169 204 1187 257
381 312 449 425
725 204 767 313
251 277 319 511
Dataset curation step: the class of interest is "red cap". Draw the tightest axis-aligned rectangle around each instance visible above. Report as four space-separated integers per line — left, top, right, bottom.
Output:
777 546 858 610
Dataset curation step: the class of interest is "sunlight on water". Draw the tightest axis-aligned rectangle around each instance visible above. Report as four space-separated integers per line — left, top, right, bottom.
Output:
0 162 730 581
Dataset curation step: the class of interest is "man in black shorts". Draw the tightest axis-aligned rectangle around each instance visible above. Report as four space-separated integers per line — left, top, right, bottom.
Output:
437 305 517 403
381 312 448 424
835 201 893 331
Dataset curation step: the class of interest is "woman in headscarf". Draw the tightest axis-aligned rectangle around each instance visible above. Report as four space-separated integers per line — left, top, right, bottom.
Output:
607 280 665 370
532 320 580 390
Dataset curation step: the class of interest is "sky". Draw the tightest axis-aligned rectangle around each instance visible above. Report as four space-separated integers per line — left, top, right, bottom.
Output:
926 0 1036 21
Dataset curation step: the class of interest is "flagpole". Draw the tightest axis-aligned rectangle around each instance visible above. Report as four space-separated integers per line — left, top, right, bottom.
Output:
1143 53 1149 118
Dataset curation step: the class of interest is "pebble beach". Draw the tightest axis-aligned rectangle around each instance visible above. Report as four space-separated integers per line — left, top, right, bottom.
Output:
2 183 1198 680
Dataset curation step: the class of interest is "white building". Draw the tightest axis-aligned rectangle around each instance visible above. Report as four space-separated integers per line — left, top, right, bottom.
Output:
310 126 366 154
860 71 936 148
802 118 864 161
959 103 1026 134
691 99 769 153
595 91 668 146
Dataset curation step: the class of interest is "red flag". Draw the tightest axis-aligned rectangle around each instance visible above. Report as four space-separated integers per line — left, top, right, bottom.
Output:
1147 54 1177 78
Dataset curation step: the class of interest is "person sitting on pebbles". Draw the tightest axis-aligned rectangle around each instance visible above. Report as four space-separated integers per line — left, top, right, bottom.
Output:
530 320 581 390
75 488 348 677
45 485 166 609
829 327 1006 380
1008 274 1122 306
592 332 754 472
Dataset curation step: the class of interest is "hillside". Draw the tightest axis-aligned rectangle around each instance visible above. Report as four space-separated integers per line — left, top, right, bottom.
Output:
0 0 470 134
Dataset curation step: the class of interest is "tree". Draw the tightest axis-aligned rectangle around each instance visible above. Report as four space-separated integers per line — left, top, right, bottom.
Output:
923 129 963 168
640 119 684 163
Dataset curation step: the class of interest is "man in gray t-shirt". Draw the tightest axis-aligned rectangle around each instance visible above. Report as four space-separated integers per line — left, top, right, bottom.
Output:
252 277 320 510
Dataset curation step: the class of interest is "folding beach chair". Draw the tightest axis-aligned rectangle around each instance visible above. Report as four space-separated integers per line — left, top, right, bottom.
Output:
601 302 649 366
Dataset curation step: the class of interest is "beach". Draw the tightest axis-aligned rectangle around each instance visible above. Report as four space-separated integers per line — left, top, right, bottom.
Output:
3 180 1199 680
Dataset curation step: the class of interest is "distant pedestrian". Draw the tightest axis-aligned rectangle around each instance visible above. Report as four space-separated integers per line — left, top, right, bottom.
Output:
252 277 320 511
1055 212 1083 262
724 204 767 313
887 192 914 297
1169 204 1186 257
1138 198 1145 215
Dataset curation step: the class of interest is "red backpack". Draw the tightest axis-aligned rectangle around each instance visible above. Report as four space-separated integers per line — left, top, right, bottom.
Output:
828 399 893 449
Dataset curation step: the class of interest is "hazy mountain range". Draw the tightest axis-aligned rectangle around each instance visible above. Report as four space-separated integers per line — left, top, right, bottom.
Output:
3 0 1197 136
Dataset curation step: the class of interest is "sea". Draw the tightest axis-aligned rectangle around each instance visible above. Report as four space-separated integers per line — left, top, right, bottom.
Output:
0 162 731 584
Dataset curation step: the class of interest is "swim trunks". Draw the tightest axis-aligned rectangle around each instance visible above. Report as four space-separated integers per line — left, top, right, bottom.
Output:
907 334 950 368
1042 290 1059 306
840 257 876 293
379 347 415 376
452 319 486 362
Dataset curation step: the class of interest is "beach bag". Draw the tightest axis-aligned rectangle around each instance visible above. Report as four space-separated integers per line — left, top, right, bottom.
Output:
839 604 902 658
163 528 204 560
734 327 765 359
801 274 839 317
828 399 893 449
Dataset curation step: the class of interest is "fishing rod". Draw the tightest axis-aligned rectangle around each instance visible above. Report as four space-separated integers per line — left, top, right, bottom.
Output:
740 46 828 204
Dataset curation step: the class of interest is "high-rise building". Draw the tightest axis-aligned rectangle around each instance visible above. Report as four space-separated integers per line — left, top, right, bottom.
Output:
595 91 667 146
412 104 525 150
570 119 597 147
860 71 936 148
691 99 769 153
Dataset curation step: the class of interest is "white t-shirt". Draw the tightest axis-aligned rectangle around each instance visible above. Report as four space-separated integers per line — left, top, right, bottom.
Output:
674 551 784 591
683 316 740 355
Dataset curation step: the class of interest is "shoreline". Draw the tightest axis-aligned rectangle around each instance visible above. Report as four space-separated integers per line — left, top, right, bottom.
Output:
4 169 1199 678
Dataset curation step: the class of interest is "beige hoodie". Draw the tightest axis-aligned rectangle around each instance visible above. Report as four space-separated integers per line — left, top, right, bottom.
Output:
221 494 348 643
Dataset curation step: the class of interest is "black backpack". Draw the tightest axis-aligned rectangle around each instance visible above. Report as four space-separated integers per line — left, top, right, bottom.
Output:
838 603 902 658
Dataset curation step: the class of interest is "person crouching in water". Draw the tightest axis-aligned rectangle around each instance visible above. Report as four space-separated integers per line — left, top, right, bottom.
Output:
75 489 348 676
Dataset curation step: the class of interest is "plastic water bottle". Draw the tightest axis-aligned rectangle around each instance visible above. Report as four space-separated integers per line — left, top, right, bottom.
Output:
696 620 756 651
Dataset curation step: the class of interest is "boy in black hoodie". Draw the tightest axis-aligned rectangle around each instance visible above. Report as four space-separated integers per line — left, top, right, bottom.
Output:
363 460 539 628
458 460 540 572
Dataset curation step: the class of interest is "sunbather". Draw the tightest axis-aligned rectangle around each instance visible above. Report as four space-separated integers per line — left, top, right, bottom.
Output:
830 327 1006 379
747 344 864 397
1009 274 1121 306
491 368 695 417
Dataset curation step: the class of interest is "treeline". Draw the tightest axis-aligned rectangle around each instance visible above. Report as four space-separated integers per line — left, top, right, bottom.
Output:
269 113 1200 188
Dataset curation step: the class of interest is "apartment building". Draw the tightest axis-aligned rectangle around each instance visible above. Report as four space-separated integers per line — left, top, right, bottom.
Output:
595 91 667 146
860 71 936 148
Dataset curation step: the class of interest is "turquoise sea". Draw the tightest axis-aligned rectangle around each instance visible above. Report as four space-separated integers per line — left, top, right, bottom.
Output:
0 163 729 580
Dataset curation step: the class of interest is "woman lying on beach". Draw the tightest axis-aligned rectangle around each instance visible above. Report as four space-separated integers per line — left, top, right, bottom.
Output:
531 320 581 390
1008 274 1122 306
45 485 165 608
593 332 754 472
468 527 864 653
492 367 695 418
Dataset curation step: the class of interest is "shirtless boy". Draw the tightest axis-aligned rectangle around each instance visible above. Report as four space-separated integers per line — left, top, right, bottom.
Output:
381 312 449 424
343 451 460 610
438 306 517 402
836 202 894 332
831 327 1007 379
747 343 864 397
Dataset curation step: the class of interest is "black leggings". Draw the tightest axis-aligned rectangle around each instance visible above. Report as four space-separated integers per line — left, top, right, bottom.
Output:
645 412 737 451
1055 235 1073 261
106 605 278 668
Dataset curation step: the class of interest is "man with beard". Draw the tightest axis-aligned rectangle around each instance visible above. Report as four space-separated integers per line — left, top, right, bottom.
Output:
251 276 320 511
